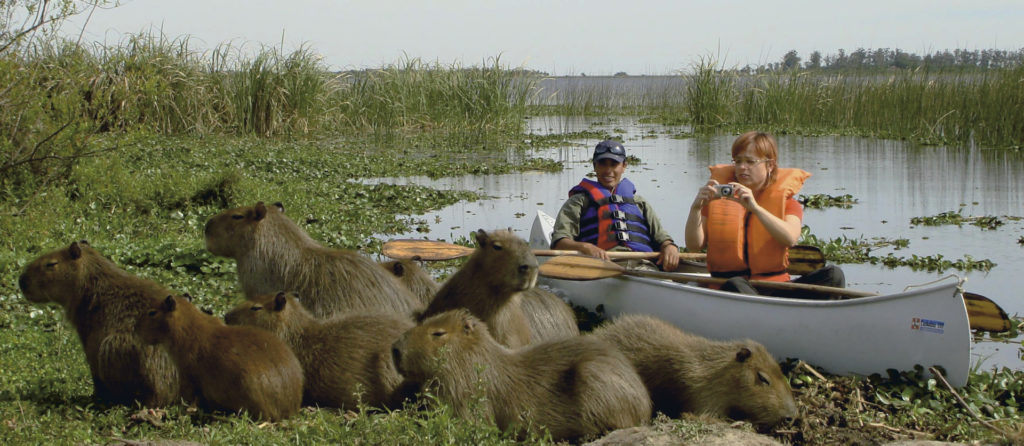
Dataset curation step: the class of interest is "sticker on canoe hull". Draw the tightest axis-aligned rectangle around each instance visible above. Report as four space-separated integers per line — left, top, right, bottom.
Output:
911 318 945 334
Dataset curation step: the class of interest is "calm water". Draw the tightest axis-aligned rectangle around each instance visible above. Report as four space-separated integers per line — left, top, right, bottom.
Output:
369 116 1024 371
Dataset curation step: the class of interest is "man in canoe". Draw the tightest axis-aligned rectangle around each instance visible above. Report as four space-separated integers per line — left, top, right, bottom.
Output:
683 131 845 298
550 139 680 272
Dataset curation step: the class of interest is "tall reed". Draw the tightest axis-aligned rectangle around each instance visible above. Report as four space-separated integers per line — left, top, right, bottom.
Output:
341 56 537 138
685 57 736 127
1 33 539 191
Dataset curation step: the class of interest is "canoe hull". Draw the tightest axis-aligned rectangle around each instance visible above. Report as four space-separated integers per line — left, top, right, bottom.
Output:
531 211 971 387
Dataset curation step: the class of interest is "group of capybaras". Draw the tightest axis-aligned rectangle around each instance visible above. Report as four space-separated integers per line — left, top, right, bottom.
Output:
18 132 814 442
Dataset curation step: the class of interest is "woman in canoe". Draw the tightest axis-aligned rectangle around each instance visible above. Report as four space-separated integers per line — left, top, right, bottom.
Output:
550 139 680 272
683 131 845 298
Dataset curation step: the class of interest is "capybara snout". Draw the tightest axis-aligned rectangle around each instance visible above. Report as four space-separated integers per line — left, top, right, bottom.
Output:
17 273 28 293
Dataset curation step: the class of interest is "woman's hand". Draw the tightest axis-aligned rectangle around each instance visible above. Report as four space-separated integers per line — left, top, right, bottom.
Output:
690 180 719 212
722 182 759 211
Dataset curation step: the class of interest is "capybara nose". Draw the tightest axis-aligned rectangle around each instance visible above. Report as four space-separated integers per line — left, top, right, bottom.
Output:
18 273 28 292
518 264 532 275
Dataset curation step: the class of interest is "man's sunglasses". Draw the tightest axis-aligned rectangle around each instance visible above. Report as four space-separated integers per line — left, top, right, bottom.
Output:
594 142 625 156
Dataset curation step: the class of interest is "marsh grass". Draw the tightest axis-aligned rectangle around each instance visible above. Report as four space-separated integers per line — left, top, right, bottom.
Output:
532 65 1024 148
0 34 539 193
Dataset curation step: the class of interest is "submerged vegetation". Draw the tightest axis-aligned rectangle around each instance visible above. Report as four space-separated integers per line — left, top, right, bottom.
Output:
911 210 1008 231
798 230 995 273
798 193 859 209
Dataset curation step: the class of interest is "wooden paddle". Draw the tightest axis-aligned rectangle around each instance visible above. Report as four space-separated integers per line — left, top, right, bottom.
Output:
539 255 1013 332
382 239 708 261
382 239 826 274
963 292 1012 332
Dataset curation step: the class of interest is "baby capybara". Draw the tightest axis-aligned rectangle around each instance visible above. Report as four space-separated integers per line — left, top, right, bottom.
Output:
379 259 438 308
392 309 651 442
18 241 185 407
591 314 799 429
204 201 421 319
224 291 412 409
136 295 303 421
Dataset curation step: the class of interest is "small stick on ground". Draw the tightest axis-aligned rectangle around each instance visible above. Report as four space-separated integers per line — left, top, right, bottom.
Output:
854 387 864 427
929 366 1009 438
799 360 828 382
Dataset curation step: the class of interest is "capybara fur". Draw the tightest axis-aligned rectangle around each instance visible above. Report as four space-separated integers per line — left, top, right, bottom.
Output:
520 287 579 341
418 229 537 348
591 314 799 429
204 201 421 319
136 295 303 421
224 291 412 409
392 309 651 442
18 241 186 407
379 259 437 308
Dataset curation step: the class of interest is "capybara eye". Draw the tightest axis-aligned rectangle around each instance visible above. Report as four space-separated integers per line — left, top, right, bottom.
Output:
251 305 263 311
757 371 771 385
492 244 503 251
147 309 158 317
45 261 58 268
231 214 245 220
431 330 446 337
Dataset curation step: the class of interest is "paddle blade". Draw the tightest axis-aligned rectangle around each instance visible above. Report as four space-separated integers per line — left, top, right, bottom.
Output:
382 239 474 261
788 245 826 275
963 292 1011 332
539 255 625 281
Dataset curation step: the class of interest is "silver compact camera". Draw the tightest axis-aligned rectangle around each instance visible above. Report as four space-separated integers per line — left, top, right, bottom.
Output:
714 184 734 198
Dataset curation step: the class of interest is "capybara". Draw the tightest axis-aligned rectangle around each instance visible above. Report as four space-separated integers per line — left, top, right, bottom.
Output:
519 287 579 341
590 314 799 429
379 259 437 308
136 295 303 421
18 241 185 407
224 291 412 409
417 229 538 348
392 309 651 442
204 201 421 319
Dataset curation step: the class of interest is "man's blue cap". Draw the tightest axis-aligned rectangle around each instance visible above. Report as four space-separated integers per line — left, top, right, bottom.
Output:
593 139 626 163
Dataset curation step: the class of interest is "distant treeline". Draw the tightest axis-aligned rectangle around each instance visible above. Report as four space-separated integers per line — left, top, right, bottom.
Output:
742 48 1024 73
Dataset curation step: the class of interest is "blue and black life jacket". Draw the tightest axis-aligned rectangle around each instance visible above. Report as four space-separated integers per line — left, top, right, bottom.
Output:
569 178 654 252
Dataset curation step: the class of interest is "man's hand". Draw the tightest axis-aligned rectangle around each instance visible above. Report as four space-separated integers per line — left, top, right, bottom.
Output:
657 241 679 271
577 242 610 260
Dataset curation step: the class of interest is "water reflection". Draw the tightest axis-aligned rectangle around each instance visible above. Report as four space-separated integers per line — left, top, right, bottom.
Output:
367 116 1024 371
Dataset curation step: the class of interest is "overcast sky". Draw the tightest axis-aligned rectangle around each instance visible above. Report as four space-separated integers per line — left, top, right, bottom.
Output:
59 0 1024 75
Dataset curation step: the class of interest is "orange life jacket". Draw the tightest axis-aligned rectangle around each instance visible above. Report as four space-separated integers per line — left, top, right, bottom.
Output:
705 165 810 282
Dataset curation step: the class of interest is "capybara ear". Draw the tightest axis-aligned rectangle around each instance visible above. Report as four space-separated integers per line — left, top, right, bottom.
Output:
735 347 752 363
69 241 83 259
273 292 288 311
473 229 489 246
392 262 406 276
460 310 478 334
183 293 193 302
162 295 177 312
253 202 268 221
272 202 285 213
78 239 90 246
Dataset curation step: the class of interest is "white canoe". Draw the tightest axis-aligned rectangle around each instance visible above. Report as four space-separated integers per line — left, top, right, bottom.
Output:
529 210 971 387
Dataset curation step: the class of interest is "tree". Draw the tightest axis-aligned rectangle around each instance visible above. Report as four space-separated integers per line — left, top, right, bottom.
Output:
806 51 822 69
782 50 801 70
